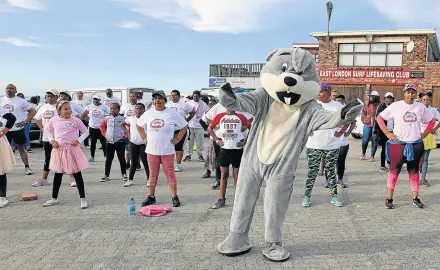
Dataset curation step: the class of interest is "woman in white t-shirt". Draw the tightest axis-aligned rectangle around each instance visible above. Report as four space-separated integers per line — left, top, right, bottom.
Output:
136 91 188 208
377 84 435 209
84 95 109 162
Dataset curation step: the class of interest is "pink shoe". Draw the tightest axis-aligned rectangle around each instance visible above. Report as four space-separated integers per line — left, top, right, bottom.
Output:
32 178 49 187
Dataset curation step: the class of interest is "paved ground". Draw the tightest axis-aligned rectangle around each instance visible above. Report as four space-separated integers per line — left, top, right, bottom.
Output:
2 138 440 269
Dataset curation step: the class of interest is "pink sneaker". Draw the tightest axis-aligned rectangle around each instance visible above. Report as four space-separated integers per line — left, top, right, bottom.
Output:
32 178 49 187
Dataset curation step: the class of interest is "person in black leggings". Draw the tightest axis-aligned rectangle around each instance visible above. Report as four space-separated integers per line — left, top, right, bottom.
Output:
89 127 107 159
373 92 394 172
86 96 108 162
121 103 150 187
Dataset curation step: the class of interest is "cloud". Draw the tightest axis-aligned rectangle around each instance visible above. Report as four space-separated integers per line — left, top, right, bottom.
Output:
58 33 103 37
117 20 141 29
369 0 440 27
7 0 46 10
0 37 49 48
109 0 295 34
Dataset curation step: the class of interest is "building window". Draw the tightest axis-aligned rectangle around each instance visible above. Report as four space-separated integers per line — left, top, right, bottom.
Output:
315 54 319 63
338 43 403 67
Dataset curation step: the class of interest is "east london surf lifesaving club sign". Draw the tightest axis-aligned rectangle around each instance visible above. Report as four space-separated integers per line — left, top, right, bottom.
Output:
319 69 424 79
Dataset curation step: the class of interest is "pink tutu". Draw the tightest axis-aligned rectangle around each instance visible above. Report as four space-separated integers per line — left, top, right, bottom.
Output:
49 145 89 174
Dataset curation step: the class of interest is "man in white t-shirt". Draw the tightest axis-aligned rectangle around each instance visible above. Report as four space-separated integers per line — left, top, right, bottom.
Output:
302 83 349 208
183 90 208 162
101 88 121 110
166 89 195 172
136 91 152 110
0 84 36 175
73 91 91 147
120 92 139 169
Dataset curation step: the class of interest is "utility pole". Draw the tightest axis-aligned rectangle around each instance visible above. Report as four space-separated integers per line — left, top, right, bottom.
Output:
326 1 333 49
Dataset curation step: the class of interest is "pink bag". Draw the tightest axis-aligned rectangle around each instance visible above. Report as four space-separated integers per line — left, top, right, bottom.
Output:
137 205 173 217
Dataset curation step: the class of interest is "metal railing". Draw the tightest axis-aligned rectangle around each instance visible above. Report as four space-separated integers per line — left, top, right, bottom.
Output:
209 64 264 77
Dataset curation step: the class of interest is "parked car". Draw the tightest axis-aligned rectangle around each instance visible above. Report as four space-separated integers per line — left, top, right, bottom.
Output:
350 114 363 139
29 120 42 144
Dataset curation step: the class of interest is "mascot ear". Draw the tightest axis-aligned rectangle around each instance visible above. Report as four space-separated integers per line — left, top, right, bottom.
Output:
292 48 314 73
265 49 279 62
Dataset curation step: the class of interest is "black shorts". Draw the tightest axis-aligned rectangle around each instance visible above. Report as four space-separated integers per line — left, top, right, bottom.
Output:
5 129 27 145
174 130 187 151
218 148 243 168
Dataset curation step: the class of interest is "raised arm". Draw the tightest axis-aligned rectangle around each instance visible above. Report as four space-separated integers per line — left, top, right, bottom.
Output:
218 82 267 116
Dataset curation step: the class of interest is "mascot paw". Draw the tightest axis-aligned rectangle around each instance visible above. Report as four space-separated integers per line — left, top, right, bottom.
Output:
262 242 290 262
217 232 252 256
220 82 237 100
341 98 364 120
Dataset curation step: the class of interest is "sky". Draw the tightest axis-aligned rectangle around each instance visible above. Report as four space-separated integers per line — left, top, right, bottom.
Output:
0 0 439 97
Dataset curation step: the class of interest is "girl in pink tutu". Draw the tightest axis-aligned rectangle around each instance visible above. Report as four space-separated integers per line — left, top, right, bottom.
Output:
43 100 90 209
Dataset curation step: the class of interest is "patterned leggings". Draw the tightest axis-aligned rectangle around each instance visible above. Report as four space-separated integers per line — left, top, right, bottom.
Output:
305 148 339 198
147 154 177 186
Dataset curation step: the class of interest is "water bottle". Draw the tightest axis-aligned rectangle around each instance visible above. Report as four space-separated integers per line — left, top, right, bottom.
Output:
129 197 136 215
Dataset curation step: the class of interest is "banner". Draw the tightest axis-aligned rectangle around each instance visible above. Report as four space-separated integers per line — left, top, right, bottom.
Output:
319 69 412 79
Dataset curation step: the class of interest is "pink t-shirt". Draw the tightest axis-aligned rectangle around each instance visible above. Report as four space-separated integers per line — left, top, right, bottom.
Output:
46 116 87 146
380 100 433 142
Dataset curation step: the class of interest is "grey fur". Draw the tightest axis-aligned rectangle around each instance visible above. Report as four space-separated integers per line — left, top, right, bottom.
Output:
217 48 362 261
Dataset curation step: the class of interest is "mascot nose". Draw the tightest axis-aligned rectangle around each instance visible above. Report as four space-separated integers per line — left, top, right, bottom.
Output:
284 76 297 87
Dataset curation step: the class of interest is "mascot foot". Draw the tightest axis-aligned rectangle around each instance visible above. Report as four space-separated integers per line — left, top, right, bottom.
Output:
217 232 252 256
262 242 290 262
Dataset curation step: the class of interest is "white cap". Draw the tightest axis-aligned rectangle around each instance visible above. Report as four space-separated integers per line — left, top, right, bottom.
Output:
46 88 59 96
369 90 380 97
92 94 101 100
384 92 394 98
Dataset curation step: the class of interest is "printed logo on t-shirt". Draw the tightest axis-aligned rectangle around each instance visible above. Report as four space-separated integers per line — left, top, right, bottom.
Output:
43 110 55 119
92 110 101 116
3 104 14 113
105 100 113 106
126 110 136 117
150 118 165 129
403 112 417 122
65 122 75 128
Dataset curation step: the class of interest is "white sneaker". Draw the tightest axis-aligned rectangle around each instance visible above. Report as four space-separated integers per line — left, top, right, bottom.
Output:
124 180 134 187
25 167 33 175
0 197 9 208
80 198 88 209
174 164 182 172
122 174 128 181
70 175 77 187
32 178 48 187
146 180 150 187
42 198 59 207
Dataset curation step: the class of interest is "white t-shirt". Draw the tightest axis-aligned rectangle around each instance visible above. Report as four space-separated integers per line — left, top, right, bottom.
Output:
306 100 344 150
421 106 440 131
101 96 121 109
121 103 137 118
72 99 90 108
138 99 152 110
69 101 85 116
137 108 188 155
211 113 251 149
0 96 31 131
380 100 433 142
0 106 8 132
125 116 145 145
166 100 193 119
186 100 207 129
34 103 58 141
86 104 109 128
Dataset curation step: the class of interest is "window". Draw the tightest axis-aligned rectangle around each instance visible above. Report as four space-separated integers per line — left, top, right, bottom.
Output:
315 54 319 63
338 42 403 67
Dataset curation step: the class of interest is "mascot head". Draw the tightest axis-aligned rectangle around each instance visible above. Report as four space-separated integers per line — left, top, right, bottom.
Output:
260 48 320 106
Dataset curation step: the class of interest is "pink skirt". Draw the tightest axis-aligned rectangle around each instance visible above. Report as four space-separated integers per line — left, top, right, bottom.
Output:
49 145 89 174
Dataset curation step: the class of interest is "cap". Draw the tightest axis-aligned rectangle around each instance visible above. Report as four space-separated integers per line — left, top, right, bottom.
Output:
59 91 72 100
92 94 101 100
368 90 380 97
384 92 394 98
403 84 418 92
46 88 59 96
152 90 167 99
320 83 331 92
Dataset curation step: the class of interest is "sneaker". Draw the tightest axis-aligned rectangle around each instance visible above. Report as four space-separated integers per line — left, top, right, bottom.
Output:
413 197 424 208
202 170 211 178
369 157 374 162
124 180 134 187
301 196 311 207
359 155 365 160
80 198 88 209
424 179 431 187
211 182 220 190
32 178 48 187
183 155 191 162
337 179 347 188
172 196 181 207
42 198 59 207
331 197 344 207
141 196 156 207
384 197 394 209
211 198 226 209
174 164 182 172
88 157 95 163
70 175 76 187
100 176 109 182
25 167 33 175
122 174 128 181
0 197 9 208
136 165 141 171
379 167 388 173
84 146 90 149
27 148 33 153
198 156 205 162
146 180 150 187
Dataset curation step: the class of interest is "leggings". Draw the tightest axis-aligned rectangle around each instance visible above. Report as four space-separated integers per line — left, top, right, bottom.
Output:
105 140 126 176
52 172 85 199
147 154 177 186
305 148 339 197
128 142 149 181
387 142 424 192
0 174 6 197
362 125 378 157
89 127 107 158
213 140 221 182
81 120 89 147
420 149 431 181
337 144 349 181
43 141 53 172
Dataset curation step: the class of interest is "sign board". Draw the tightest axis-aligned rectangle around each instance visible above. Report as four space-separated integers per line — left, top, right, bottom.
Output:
209 77 261 89
319 69 413 79
410 71 425 78
209 78 227 87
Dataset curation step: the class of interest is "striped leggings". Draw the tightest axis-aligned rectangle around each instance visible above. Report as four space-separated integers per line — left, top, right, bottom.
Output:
147 154 177 186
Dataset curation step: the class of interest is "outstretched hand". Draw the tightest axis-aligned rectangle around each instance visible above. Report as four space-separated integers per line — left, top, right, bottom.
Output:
341 99 363 120
220 82 236 99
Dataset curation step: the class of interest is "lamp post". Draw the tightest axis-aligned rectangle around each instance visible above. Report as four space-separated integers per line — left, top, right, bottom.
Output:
326 1 333 49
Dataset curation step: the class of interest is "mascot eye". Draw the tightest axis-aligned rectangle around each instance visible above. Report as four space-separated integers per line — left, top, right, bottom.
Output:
281 63 288 72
